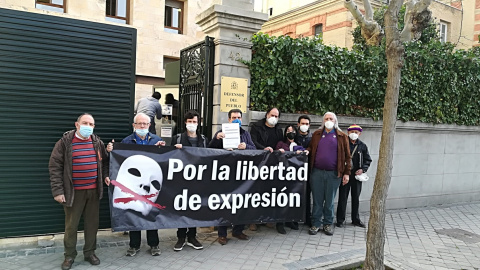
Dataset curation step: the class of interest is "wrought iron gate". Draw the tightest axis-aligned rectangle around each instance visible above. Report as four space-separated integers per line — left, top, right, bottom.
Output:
178 36 215 139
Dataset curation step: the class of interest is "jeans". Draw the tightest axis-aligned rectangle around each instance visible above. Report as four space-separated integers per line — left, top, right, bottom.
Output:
129 230 159 248
310 169 341 227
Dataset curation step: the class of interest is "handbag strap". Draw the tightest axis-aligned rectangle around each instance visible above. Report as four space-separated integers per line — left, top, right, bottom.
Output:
352 145 358 155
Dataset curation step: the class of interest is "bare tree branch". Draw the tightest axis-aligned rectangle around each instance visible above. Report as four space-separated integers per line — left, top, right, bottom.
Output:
344 0 383 46
400 0 432 42
363 0 374 21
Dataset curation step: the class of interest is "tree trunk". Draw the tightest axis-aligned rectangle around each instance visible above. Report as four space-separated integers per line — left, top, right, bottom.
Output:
363 0 404 269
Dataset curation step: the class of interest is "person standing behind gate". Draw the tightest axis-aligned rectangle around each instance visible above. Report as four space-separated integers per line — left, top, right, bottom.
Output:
295 115 313 226
134 92 162 134
336 124 372 228
105 113 166 257
209 109 256 245
49 113 109 270
171 110 207 251
306 112 351 236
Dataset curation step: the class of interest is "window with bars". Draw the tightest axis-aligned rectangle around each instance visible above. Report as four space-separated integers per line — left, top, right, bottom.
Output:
165 0 184 34
314 24 323 36
106 0 129 24
440 22 448 43
35 0 64 13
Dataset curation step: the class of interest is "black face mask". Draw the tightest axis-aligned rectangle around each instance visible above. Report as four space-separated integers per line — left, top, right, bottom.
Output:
286 132 296 140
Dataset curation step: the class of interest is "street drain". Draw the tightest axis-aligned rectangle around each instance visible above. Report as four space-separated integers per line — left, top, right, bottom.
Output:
435 229 480 244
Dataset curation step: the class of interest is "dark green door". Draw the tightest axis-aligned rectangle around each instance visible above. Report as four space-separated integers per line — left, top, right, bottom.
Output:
0 8 137 237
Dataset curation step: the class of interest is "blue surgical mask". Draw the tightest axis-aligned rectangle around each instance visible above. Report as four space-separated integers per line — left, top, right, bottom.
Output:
79 125 93 138
135 129 149 137
232 119 242 127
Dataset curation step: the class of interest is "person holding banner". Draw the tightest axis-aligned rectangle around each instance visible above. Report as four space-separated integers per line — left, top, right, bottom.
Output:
209 109 255 245
274 124 303 234
295 115 313 227
171 110 207 251
307 112 351 236
105 113 166 257
49 113 109 270
248 107 283 231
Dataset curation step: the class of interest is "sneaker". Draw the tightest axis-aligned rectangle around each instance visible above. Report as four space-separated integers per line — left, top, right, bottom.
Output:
150 246 161 256
126 247 139 257
323 224 334 236
187 237 203 250
308 226 320 235
249 224 258 231
174 238 185 251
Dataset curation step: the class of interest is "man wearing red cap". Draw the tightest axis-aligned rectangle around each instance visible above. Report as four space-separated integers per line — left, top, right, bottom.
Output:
336 124 372 228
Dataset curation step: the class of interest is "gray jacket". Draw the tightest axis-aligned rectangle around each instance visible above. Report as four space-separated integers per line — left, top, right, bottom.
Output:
134 97 162 120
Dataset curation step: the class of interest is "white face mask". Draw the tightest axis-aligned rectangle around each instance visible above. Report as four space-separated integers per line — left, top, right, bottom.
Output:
349 133 359 141
267 117 278 126
324 120 334 130
299 125 309 133
186 123 197 133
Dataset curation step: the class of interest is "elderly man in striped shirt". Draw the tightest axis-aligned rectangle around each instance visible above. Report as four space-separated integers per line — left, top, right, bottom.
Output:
49 113 109 270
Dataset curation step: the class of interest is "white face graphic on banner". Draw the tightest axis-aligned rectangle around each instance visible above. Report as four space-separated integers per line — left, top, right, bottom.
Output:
112 155 163 216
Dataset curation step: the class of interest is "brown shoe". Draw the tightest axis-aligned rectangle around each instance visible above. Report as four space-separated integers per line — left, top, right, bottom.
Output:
249 224 257 231
232 233 249 240
61 258 74 270
266 222 275 228
84 254 100 265
218 236 228 245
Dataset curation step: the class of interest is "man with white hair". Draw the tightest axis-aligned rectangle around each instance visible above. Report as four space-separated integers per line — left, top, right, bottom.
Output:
105 112 165 257
306 112 351 236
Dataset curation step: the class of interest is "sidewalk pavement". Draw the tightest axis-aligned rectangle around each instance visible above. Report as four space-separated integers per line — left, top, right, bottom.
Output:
1 202 480 270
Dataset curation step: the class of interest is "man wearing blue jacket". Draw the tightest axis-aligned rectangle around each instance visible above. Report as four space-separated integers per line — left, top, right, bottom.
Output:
208 109 255 245
105 113 165 257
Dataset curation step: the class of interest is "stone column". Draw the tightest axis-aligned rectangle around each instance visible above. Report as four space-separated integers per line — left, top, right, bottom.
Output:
196 0 268 135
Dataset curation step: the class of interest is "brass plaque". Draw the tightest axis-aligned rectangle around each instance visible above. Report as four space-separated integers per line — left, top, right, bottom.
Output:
220 76 248 113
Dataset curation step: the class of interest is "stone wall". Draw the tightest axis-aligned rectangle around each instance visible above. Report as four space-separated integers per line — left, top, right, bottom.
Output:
249 111 480 212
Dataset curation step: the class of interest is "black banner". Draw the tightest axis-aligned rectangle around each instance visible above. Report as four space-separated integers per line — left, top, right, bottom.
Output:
108 144 307 231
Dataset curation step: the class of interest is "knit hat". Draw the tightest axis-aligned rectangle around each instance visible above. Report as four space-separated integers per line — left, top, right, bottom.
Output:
347 124 362 132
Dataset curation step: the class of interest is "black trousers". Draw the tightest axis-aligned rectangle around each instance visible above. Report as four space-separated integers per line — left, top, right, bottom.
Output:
149 117 157 134
336 173 362 224
177 227 197 239
129 230 159 248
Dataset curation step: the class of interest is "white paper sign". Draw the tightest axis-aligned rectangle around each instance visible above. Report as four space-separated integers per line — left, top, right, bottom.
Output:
222 123 240 149
160 127 172 138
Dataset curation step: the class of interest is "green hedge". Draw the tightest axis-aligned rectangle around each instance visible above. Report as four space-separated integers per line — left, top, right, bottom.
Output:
246 33 480 125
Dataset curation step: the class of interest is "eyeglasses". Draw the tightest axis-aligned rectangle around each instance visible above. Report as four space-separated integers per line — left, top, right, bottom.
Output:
134 122 150 126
